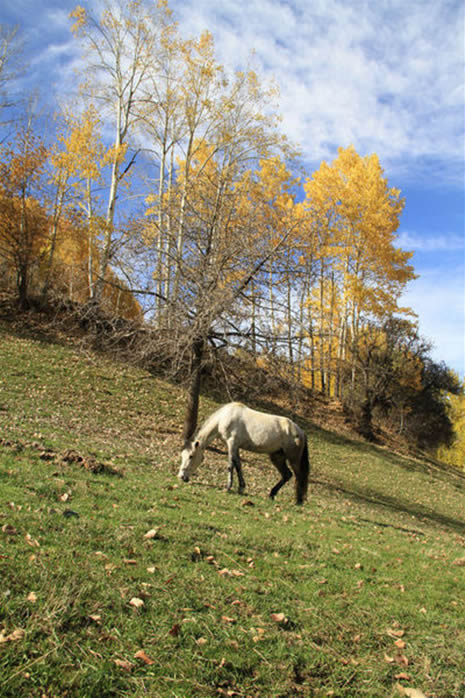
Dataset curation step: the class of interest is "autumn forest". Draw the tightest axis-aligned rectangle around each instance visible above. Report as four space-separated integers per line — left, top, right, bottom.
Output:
0 1 463 463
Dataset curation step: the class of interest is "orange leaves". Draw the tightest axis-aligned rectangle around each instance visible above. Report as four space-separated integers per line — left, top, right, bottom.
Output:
270 612 287 624
69 6 87 35
113 657 134 672
134 649 155 665
384 626 412 678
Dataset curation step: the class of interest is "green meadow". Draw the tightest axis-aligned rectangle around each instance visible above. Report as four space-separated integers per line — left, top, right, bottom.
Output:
0 325 464 697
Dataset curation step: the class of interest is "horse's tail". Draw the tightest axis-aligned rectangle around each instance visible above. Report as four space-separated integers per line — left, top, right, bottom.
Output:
295 434 310 505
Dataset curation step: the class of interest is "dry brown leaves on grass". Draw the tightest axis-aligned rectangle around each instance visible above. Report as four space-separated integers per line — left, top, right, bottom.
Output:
0 437 122 476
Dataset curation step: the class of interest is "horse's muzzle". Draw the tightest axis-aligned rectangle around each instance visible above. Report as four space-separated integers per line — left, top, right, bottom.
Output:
179 474 189 482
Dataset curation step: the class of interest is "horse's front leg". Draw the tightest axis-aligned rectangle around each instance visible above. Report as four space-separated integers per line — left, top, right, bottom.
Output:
227 442 246 494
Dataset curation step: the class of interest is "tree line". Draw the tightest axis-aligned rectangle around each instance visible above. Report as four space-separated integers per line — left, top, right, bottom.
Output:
0 2 462 455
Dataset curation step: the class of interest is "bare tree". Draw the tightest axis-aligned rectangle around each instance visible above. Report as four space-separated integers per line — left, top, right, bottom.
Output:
0 24 24 131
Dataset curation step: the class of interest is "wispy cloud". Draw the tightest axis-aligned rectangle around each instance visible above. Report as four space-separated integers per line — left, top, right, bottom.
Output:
11 0 464 187
173 0 464 182
397 231 465 253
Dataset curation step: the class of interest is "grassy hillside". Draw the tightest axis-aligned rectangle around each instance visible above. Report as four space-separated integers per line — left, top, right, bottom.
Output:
0 323 464 697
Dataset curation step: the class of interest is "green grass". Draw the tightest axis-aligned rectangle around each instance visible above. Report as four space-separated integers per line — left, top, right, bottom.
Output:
0 323 464 697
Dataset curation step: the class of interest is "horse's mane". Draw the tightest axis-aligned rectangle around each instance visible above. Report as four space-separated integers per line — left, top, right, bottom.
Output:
195 403 244 443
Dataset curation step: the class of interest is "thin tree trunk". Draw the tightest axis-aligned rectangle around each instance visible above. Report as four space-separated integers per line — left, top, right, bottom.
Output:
182 337 205 442
87 178 95 299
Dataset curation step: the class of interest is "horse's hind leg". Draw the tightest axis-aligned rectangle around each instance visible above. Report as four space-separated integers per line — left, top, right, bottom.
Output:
234 451 246 494
269 450 292 499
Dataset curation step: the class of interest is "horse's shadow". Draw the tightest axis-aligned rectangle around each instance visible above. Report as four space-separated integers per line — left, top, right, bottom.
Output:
313 476 465 534
199 397 465 535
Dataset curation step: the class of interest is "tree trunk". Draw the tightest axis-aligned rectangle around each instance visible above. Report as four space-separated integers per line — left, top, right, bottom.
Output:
18 264 30 310
182 338 205 443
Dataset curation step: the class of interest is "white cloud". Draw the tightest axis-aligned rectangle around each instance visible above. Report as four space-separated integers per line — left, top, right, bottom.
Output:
397 231 465 253
172 0 465 180
401 265 465 376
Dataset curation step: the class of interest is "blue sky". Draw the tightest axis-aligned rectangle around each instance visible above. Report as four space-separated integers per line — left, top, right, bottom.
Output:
1 0 464 377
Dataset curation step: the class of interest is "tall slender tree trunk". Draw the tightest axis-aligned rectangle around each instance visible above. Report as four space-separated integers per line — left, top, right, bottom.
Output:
172 133 193 309
182 337 205 442
42 184 65 302
87 178 95 300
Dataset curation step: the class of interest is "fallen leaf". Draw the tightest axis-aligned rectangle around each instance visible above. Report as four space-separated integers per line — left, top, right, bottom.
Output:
26 592 37 603
134 649 155 665
387 629 405 639
395 684 427 698
1 524 17 535
0 628 25 643
395 672 410 680
114 658 134 672
221 616 236 624
452 556 465 566
191 546 202 561
88 614 101 623
146 566 156 574
394 639 406 649
168 623 181 636
129 597 144 609
25 533 40 548
396 654 409 667
123 559 137 565
143 528 160 540
252 627 266 642
384 653 395 663
270 612 286 623
196 637 208 646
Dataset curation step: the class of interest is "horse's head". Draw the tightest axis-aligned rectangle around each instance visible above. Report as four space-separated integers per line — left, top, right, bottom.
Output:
178 439 203 482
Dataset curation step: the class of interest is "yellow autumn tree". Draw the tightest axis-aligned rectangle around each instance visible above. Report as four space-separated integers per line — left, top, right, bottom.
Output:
301 146 416 396
70 0 163 304
437 382 465 471
0 118 48 307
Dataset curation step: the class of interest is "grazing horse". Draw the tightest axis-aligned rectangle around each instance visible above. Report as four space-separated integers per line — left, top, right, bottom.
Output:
178 402 310 504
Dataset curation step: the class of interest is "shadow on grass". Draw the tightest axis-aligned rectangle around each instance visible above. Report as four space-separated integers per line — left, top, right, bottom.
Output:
313 476 465 534
198 396 465 535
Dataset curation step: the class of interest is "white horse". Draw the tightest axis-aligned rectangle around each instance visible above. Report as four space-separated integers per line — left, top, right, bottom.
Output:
178 402 310 504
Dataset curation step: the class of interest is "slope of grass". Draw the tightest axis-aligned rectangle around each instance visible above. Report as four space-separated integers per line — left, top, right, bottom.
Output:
1 323 464 697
